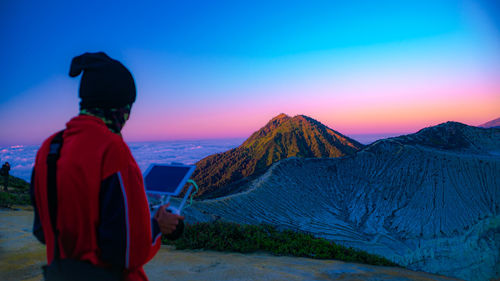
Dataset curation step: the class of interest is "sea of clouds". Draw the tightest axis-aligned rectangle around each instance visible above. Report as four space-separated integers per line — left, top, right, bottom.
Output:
0 133 386 183
0 139 244 183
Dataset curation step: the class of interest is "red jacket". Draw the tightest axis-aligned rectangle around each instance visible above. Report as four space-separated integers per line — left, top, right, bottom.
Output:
31 115 161 281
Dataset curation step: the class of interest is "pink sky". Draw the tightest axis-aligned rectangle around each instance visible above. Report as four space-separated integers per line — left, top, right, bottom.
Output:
1 0 499 146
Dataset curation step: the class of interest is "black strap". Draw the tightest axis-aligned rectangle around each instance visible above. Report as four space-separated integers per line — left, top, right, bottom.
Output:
47 130 65 260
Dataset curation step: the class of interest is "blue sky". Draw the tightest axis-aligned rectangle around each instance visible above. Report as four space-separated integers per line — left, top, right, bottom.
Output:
0 0 499 145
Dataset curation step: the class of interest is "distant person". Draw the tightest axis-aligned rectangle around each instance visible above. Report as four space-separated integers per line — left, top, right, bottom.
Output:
1 162 10 191
31 52 184 281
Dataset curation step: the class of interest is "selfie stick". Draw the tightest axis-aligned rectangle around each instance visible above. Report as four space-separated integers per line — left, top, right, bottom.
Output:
154 180 198 215
177 184 194 211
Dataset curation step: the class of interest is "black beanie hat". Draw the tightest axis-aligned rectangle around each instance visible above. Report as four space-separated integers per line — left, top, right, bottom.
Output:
69 52 136 109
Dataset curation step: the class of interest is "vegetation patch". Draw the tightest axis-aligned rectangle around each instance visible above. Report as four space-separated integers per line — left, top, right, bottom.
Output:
0 176 31 208
163 222 398 267
5 176 30 190
0 191 30 208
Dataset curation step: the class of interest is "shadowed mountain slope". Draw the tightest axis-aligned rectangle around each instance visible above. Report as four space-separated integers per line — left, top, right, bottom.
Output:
183 122 500 281
392 121 500 153
191 114 364 198
480 117 500 128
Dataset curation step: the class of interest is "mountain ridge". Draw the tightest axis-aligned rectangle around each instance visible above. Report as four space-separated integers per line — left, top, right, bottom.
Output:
382 121 500 154
191 113 364 198
183 122 500 281
480 117 500 128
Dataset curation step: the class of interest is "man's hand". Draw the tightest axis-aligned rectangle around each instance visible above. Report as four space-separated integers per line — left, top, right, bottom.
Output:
154 203 185 235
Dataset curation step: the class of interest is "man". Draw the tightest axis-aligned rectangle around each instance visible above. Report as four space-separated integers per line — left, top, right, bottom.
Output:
1 162 10 191
31 52 183 281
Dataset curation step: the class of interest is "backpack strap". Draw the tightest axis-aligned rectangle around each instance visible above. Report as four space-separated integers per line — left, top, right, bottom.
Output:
46 130 65 260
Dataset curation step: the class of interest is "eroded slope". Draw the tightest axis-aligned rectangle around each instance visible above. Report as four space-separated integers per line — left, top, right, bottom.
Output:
184 125 500 281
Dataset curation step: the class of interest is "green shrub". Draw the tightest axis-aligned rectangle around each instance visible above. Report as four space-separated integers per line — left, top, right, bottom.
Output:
0 191 30 207
163 221 398 267
0 176 31 207
8 176 30 191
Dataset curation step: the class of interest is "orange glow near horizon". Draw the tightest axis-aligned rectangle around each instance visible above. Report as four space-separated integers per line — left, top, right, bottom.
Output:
122 86 499 142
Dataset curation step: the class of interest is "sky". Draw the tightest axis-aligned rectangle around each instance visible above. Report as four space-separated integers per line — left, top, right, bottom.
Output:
0 0 499 146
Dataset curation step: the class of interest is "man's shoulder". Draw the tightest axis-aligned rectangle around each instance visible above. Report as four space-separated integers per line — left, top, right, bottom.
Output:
102 131 128 152
38 131 64 153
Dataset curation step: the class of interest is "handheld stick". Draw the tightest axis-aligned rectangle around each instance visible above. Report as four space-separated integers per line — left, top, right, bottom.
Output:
144 163 198 240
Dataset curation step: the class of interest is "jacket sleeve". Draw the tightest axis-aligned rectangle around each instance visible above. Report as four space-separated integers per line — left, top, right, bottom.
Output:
98 173 162 268
100 140 162 272
30 168 45 244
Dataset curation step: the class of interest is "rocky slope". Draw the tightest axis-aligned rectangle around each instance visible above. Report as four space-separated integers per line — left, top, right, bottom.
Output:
182 122 500 281
191 114 363 198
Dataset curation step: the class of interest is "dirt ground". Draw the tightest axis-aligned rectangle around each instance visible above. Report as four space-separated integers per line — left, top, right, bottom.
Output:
0 208 462 281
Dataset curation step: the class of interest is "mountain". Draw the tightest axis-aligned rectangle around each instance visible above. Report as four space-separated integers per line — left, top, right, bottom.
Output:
387 121 500 153
480 117 500 128
191 114 364 198
182 122 500 281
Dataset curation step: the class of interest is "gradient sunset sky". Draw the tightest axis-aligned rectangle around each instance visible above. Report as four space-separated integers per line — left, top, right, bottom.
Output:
0 0 499 146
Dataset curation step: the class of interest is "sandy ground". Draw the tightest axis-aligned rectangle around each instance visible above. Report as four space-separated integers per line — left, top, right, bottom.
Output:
0 208 462 281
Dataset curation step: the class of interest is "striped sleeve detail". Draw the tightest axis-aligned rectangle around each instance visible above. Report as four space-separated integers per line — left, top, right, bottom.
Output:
117 172 130 269
98 172 129 269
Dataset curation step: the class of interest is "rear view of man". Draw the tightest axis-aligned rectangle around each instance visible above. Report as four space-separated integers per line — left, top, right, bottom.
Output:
31 52 184 281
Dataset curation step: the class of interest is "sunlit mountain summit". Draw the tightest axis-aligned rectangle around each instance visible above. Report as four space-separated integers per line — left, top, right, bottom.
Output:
191 113 364 198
